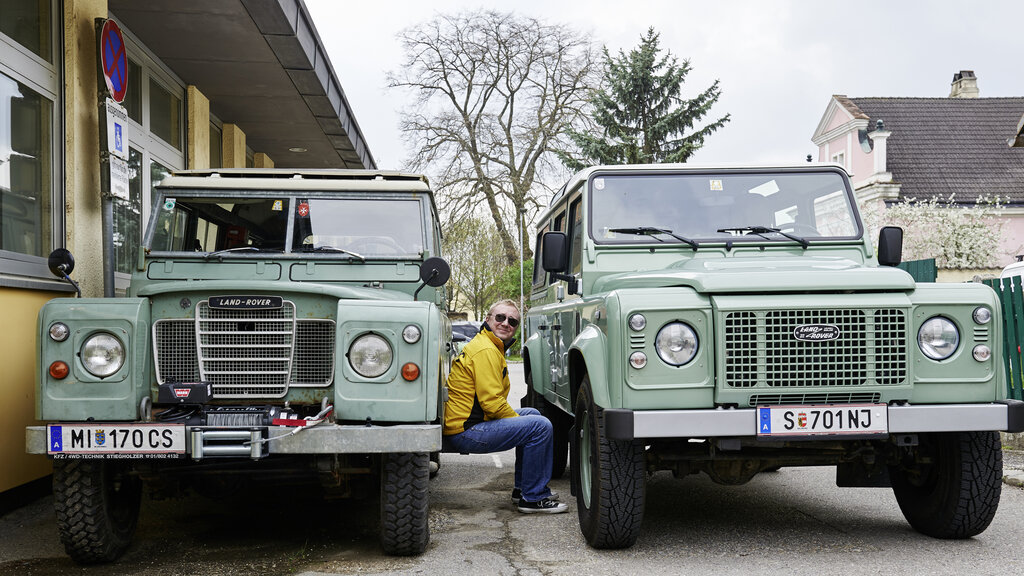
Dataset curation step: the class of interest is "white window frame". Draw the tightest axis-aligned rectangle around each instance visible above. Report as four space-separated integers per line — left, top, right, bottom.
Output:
0 0 64 285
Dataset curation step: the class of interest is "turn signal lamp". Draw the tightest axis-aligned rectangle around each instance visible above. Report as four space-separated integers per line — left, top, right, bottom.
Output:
49 361 70 379
402 363 420 381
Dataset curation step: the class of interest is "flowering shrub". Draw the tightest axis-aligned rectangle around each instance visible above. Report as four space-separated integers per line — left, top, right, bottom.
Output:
859 195 1008 269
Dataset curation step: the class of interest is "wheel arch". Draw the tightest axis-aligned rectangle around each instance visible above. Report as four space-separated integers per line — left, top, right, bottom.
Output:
570 325 612 412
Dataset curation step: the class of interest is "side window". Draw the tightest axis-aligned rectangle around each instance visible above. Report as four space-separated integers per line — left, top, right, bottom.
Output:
532 224 548 287
568 197 583 275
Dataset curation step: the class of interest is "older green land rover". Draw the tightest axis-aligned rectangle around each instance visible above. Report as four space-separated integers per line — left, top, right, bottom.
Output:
27 169 451 562
524 163 1024 548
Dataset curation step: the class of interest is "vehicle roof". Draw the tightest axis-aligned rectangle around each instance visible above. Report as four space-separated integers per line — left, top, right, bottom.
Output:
158 169 431 193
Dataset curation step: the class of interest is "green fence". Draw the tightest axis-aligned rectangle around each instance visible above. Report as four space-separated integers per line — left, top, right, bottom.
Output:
897 258 937 282
981 276 1024 401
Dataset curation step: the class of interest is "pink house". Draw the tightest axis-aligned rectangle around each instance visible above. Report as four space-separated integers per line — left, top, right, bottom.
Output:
812 71 1024 269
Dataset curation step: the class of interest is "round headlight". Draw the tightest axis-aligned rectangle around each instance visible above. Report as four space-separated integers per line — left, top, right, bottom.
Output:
628 314 647 331
973 307 992 325
81 332 125 377
918 317 959 361
349 333 393 378
655 322 699 366
49 322 70 342
402 325 422 344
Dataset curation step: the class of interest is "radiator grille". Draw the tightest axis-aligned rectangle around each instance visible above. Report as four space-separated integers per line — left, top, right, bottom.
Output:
724 308 907 389
153 301 335 398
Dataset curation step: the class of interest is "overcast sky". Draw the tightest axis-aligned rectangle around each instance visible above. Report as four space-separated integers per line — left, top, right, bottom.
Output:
305 0 1024 172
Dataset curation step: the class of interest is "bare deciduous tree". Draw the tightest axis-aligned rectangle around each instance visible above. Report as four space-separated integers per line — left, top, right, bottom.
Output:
389 10 595 265
444 216 506 319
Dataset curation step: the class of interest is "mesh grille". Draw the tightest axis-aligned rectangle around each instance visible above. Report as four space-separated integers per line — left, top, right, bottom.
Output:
724 308 907 389
153 301 335 398
749 392 881 406
154 320 199 382
291 320 336 385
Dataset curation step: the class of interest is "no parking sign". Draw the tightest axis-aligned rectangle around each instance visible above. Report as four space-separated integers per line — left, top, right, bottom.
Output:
99 19 127 103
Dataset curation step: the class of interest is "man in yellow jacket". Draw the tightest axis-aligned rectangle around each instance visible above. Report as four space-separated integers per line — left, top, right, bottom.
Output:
444 299 567 514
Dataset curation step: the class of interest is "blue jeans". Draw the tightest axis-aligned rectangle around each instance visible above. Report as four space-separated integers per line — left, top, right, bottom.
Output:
444 407 554 502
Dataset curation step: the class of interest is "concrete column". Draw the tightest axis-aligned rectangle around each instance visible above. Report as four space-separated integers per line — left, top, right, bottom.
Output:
222 123 247 168
186 85 210 170
254 152 274 168
64 0 107 298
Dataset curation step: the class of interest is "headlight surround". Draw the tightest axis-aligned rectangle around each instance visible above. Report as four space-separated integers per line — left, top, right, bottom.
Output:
80 332 125 377
918 317 960 361
349 333 393 378
655 322 699 366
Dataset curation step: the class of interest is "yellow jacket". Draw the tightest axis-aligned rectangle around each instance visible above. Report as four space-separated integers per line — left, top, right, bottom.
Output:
443 326 519 435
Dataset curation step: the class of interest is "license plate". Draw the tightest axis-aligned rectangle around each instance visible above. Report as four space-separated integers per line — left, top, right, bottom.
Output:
47 424 186 458
757 404 887 437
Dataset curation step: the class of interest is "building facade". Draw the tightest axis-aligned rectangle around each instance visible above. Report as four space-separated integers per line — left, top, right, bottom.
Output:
811 71 1024 270
0 0 373 496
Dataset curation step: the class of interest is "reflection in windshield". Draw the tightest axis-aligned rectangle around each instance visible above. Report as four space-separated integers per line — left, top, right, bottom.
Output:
590 172 859 244
146 195 425 258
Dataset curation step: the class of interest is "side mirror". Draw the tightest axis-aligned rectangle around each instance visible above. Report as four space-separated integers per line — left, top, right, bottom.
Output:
877 226 903 267
48 248 75 277
541 232 568 272
541 231 579 295
47 248 81 297
414 256 451 301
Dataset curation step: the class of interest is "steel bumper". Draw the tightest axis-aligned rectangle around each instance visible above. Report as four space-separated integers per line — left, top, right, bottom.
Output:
26 423 442 456
603 399 1024 441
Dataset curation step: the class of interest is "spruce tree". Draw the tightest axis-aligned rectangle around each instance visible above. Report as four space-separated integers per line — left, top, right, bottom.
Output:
561 28 730 170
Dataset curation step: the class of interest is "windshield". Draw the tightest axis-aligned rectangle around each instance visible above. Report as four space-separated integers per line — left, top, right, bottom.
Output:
146 195 425 258
590 171 860 244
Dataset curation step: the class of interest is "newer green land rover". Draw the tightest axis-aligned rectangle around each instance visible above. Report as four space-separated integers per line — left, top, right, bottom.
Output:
26 169 452 562
523 163 1024 548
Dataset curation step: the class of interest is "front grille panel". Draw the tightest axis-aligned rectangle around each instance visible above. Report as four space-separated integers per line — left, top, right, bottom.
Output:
750 392 881 406
153 301 335 398
724 308 907 389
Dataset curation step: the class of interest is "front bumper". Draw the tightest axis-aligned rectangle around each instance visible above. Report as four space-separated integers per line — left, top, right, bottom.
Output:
604 400 1024 441
26 423 442 459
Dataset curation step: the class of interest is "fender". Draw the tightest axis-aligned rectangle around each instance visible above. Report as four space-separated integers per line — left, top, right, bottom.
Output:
570 324 614 410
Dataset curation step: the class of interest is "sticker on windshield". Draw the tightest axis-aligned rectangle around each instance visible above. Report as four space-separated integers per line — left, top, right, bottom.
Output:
594 178 605 190
272 200 283 211
163 198 175 210
710 180 723 191
749 180 780 197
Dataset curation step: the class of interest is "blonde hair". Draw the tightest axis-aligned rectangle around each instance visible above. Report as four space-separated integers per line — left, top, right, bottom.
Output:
487 299 520 318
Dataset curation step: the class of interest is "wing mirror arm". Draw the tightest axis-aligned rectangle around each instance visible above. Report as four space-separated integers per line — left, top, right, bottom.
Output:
414 257 451 301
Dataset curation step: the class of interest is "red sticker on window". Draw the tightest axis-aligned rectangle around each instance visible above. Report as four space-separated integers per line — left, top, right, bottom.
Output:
297 203 310 217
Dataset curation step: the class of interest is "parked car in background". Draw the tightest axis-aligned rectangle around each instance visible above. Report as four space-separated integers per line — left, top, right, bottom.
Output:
1000 255 1024 279
451 321 482 353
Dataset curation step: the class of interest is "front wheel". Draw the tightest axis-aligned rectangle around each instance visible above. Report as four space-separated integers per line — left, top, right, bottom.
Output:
574 377 645 548
53 459 141 564
890 431 1002 538
380 452 430 555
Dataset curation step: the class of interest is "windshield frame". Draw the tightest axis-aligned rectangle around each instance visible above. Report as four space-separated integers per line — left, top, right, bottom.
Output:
143 189 430 259
587 167 864 247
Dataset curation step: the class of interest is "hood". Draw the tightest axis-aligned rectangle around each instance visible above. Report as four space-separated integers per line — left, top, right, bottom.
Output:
591 256 915 294
135 279 413 301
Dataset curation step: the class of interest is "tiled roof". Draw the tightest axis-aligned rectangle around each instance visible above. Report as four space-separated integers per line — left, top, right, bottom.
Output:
847 97 1024 204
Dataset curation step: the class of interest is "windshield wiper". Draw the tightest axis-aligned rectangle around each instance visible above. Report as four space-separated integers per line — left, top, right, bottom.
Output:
716 225 809 248
203 246 261 259
301 245 366 261
609 227 699 250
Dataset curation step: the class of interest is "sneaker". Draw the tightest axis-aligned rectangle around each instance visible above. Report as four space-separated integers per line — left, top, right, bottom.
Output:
511 488 559 504
517 497 568 514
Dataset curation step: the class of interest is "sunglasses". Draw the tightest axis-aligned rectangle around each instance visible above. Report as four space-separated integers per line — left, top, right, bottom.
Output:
492 313 520 328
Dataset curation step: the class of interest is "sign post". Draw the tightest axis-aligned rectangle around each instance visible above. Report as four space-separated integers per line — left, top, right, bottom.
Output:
97 19 129 297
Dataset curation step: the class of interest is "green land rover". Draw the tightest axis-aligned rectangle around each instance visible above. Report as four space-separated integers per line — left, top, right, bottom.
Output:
523 163 1024 548
26 169 452 562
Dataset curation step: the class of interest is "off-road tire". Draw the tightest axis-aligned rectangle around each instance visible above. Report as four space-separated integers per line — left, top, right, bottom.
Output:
53 459 141 564
890 431 1002 539
380 452 430 555
574 377 645 548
